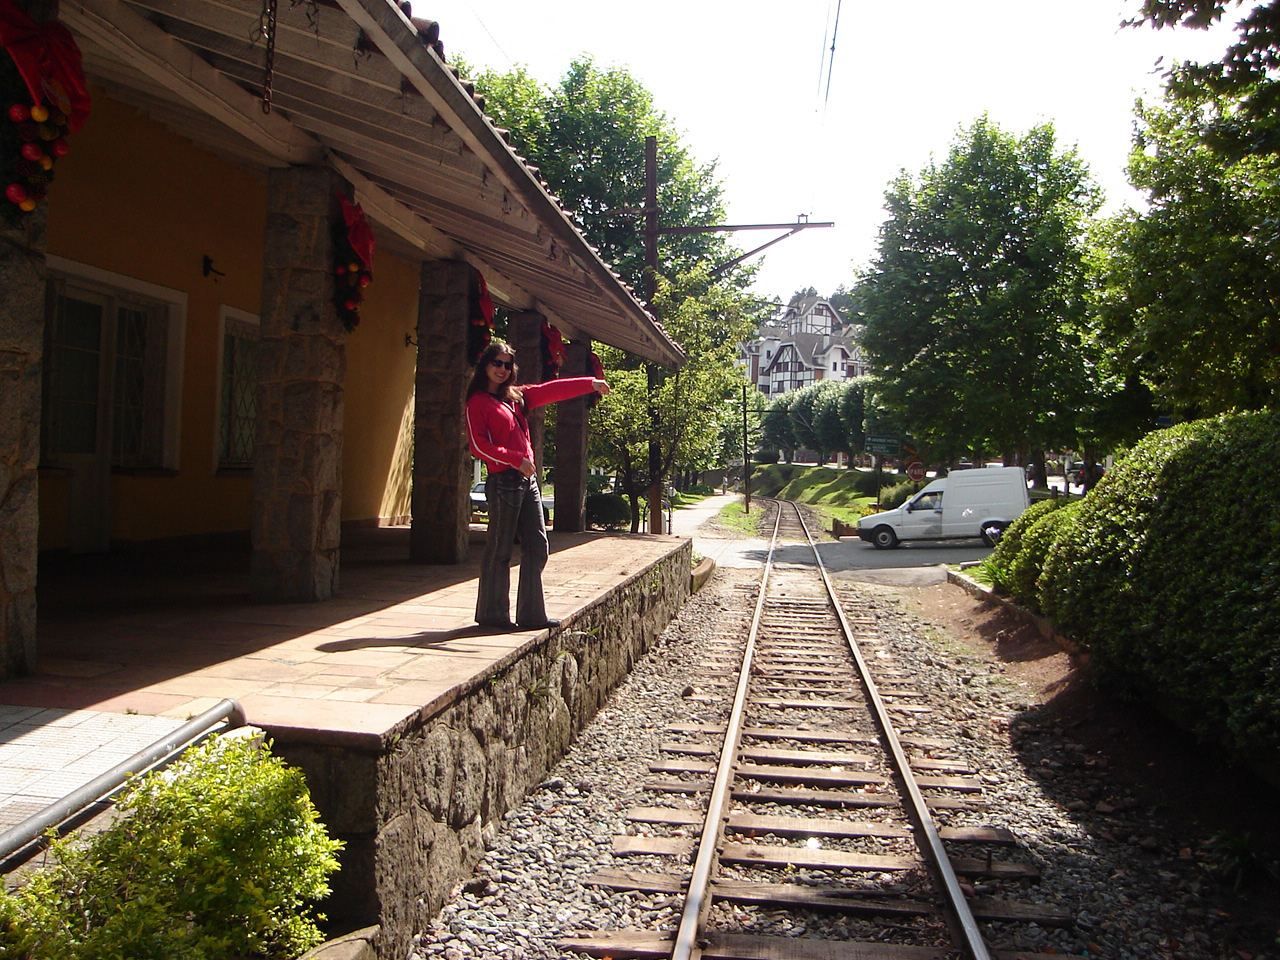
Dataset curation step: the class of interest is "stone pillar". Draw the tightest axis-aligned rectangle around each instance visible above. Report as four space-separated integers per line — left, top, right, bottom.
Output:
553 340 591 533
508 311 547 473
251 166 346 602
410 260 472 564
0 207 46 676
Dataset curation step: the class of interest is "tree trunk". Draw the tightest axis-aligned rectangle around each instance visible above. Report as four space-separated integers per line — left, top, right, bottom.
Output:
1029 449 1048 488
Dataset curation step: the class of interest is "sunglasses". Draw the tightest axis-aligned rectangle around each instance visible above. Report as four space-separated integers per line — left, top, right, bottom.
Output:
489 358 514 370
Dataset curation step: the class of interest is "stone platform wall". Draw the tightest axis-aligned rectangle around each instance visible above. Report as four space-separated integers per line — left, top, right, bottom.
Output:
277 539 692 959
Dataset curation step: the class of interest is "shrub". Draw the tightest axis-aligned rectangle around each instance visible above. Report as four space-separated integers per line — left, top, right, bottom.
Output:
1039 409 1280 761
987 497 1075 596
753 448 780 464
0 733 342 960
848 468 885 497
877 479 917 510
748 463 808 497
1004 501 1082 612
585 492 631 530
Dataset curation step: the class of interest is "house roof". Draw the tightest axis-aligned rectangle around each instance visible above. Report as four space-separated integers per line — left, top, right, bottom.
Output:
65 0 684 366
760 331 856 376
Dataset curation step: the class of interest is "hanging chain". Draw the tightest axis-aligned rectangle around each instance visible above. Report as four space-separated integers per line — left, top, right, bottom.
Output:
260 0 278 114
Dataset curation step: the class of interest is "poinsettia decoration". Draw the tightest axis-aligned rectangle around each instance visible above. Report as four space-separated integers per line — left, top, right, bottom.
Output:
467 272 494 364
333 190 374 331
0 0 91 221
588 351 604 408
542 321 566 374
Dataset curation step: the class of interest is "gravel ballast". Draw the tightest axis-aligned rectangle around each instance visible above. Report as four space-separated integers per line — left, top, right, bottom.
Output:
411 563 1278 960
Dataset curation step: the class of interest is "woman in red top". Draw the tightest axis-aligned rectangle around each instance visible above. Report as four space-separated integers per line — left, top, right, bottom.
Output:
466 340 610 629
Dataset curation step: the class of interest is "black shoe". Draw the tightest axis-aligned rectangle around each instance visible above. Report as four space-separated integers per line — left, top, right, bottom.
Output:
518 618 561 630
476 619 518 631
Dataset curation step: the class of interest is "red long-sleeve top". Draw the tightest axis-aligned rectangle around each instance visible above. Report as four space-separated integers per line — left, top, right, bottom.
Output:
466 377 598 474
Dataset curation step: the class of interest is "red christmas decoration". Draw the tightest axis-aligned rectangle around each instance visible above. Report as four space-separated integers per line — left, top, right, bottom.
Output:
467 273 494 364
332 190 375 331
1 1 90 219
541 321 566 373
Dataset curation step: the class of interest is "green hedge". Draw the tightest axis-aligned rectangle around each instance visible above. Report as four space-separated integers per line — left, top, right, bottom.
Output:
0 733 342 960
585 493 631 530
987 497 1077 609
1010 502 1082 613
1039 410 1280 760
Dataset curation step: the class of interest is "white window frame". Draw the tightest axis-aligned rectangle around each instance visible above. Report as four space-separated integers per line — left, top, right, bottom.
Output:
45 256 186 471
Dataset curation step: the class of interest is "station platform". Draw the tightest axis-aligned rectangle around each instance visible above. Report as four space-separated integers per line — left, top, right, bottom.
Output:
0 496 744 954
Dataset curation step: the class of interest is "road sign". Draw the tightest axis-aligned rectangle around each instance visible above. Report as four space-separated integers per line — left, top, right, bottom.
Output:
905 458 926 483
865 434 900 456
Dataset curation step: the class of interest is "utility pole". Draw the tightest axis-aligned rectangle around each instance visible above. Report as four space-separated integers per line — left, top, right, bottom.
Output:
742 382 751 514
645 138 664 533
639 135 832 534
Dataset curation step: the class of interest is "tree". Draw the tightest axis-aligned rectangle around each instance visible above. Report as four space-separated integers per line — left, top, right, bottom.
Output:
813 381 854 458
472 57 742 290
1094 92 1280 414
590 270 753 530
761 393 798 460
858 117 1102 463
1132 1 1280 156
468 57 758 527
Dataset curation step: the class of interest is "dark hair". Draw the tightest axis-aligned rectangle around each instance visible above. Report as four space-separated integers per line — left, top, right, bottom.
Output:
467 340 523 403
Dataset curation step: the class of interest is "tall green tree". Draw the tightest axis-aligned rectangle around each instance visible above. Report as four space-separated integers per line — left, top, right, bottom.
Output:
472 57 741 290
1095 92 1280 414
590 271 752 528
468 57 757 526
1132 1 1280 156
858 117 1102 462
761 393 798 460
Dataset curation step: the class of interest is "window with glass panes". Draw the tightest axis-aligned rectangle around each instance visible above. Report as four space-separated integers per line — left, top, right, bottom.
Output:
219 316 259 469
43 280 170 469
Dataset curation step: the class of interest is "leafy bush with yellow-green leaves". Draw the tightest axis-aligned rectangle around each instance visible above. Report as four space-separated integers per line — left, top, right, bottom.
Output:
0 733 342 960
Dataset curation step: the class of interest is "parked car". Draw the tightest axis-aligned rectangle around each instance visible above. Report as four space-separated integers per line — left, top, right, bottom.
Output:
1069 462 1104 485
857 466 1030 548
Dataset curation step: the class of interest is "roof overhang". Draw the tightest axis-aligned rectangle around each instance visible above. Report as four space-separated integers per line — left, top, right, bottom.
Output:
62 0 685 366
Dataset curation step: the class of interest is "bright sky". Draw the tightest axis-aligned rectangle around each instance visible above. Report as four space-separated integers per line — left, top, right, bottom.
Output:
440 0 1240 303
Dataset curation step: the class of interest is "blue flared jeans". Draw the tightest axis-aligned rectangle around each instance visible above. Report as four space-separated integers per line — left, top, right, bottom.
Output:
475 469 549 626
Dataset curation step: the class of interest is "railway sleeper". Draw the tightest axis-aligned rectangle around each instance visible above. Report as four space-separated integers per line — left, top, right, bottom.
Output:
585 869 1071 927
625 806 1016 845
559 929 1089 960
611 836 1040 880
649 758 890 788
660 741 877 766
643 779 986 810
666 721 954 752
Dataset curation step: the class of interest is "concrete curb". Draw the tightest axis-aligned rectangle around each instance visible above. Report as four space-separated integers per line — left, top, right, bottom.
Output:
299 926 378 960
690 556 716 593
945 568 1087 660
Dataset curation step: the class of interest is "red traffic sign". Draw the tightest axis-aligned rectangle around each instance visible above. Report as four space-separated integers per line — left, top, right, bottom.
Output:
905 458 926 483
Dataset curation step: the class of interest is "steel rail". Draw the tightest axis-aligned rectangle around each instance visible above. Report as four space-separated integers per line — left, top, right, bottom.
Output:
0 698 248 869
669 505 784 960
790 503 994 960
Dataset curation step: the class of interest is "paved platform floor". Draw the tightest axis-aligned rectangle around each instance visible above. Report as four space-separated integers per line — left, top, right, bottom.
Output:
0 495 750 848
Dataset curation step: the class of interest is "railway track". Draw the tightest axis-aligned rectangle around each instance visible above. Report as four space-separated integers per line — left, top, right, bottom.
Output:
560 499 1085 960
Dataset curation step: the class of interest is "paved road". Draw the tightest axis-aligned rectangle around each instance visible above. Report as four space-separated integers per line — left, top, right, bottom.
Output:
673 494 992 586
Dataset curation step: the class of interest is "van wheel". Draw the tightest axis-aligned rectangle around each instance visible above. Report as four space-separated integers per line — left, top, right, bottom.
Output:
871 526 899 549
980 522 1007 547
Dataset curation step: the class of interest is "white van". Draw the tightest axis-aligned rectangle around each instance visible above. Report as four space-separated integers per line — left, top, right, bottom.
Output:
856 466 1029 549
